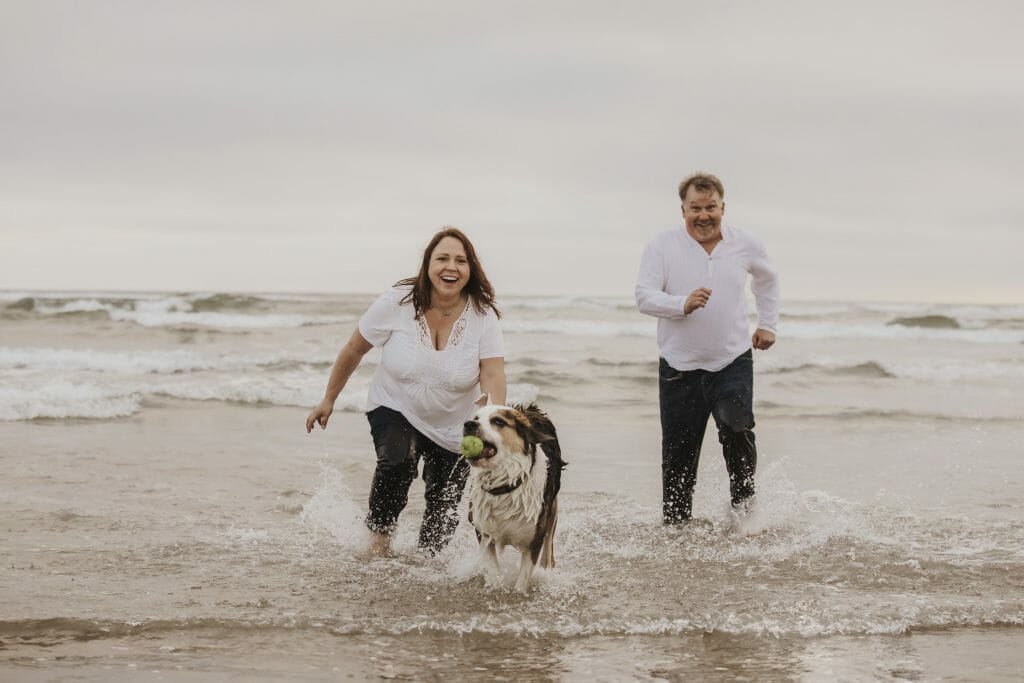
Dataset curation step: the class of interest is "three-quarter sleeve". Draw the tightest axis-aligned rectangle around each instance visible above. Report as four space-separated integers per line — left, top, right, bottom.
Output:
358 289 400 347
478 308 505 359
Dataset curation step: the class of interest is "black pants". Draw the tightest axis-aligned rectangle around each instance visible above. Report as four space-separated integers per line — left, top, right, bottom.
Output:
365 406 470 552
658 350 757 523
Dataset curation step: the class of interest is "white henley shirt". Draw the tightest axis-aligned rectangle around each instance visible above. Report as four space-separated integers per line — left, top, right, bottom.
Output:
635 223 780 372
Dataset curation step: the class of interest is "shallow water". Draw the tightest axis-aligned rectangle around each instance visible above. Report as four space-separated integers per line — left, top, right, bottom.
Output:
1 292 1022 679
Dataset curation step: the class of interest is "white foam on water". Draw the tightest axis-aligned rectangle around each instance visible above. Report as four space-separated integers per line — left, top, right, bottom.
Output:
502 319 654 337
780 302 862 317
111 309 349 329
0 346 337 374
295 464 459 560
10 291 1024 341
0 370 370 421
553 459 867 568
151 371 365 409
0 351 539 420
855 301 1024 321
363 603 1024 637
223 527 273 543
33 298 112 314
784 320 1024 344
299 465 373 553
879 360 1024 382
8 607 1019 642
500 316 1023 345
0 380 142 420
503 296 603 310
25 296 351 329
0 290 175 302
8 345 1021 386
29 464 1014 640
502 295 638 312
505 382 540 406
758 354 1024 382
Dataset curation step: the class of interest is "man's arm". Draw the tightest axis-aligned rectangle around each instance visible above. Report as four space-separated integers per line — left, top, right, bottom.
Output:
635 240 688 319
749 238 780 348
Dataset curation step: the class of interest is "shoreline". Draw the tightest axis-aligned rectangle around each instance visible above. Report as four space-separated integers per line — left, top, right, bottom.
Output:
4 625 1023 681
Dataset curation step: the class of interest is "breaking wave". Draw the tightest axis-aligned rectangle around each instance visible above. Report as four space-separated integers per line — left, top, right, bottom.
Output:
887 314 961 329
0 347 338 374
0 375 539 421
2 294 352 329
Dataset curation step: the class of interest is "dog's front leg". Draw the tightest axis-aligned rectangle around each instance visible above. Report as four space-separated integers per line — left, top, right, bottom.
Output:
513 551 536 593
479 536 501 588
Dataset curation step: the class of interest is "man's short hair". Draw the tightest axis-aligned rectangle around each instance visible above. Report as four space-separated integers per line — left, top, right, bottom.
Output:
678 173 725 202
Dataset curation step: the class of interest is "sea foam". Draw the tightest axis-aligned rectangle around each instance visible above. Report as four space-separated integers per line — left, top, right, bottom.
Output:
0 381 142 421
0 346 337 374
16 295 352 329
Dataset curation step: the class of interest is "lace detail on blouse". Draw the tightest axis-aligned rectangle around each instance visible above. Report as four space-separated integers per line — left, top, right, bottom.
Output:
416 315 432 349
417 301 471 350
447 306 469 347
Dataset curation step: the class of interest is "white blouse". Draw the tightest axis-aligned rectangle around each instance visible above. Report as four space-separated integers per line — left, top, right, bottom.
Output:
359 286 505 452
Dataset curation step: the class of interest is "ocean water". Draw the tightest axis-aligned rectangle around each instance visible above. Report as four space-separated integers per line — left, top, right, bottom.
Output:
1 290 1022 681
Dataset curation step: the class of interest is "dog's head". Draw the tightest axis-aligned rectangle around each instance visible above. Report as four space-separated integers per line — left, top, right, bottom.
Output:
462 403 564 471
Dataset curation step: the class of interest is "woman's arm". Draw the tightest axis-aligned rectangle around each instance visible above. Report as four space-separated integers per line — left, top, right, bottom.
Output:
478 357 507 406
305 328 374 432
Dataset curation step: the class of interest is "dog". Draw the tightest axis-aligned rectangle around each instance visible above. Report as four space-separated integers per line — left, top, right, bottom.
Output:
462 402 566 593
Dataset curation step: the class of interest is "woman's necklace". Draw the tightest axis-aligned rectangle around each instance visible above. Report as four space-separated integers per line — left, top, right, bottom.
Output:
433 297 464 318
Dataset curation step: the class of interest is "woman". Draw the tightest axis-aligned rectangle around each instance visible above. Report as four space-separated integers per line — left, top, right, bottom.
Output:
305 227 506 556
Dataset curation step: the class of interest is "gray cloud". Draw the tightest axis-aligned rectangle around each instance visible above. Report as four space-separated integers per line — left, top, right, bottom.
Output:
2 0 1022 300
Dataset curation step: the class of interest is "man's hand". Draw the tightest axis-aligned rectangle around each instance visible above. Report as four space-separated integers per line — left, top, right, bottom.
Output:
752 328 775 350
684 288 712 315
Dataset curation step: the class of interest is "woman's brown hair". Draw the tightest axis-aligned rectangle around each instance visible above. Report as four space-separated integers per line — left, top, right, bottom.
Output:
396 227 501 319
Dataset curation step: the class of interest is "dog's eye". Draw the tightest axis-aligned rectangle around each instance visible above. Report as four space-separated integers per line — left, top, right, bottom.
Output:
491 417 507 428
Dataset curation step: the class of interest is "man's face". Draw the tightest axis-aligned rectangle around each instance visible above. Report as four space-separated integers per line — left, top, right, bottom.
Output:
681 187 725 245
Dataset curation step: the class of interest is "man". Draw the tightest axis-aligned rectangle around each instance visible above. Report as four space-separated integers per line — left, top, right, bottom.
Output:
635 172 780 524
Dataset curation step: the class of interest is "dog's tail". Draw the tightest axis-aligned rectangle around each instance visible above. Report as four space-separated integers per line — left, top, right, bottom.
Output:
538 499 558 569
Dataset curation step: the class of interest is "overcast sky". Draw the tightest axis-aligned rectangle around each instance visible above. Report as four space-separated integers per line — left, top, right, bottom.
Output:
2 1 1022 302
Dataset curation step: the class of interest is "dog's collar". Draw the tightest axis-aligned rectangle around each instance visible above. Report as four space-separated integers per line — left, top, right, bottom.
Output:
483 477 524 496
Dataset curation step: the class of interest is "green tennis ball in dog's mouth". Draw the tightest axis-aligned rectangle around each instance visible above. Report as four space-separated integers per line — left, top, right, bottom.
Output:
460 435 485 459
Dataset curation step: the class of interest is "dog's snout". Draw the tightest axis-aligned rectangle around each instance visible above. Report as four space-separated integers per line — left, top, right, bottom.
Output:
463 420 479 435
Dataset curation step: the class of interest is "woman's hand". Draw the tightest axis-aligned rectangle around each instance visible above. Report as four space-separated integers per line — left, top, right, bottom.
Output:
306 400 334 433
305 329 373 434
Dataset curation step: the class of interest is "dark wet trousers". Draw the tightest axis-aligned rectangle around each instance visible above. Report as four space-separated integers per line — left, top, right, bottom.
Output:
365 406 470 553
658 349 757 523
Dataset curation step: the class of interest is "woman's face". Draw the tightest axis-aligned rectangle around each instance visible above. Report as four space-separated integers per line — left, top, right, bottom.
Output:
428 236 471 299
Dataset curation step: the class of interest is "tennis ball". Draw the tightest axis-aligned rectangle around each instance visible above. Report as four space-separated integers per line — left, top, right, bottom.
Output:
460 435 485 459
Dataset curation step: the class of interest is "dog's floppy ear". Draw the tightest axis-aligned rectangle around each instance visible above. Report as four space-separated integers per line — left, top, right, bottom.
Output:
516 403 567 470
474 393 490 408
518 404 566 538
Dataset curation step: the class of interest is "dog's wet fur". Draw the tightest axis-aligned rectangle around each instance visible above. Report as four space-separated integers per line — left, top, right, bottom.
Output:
463 403 566 593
